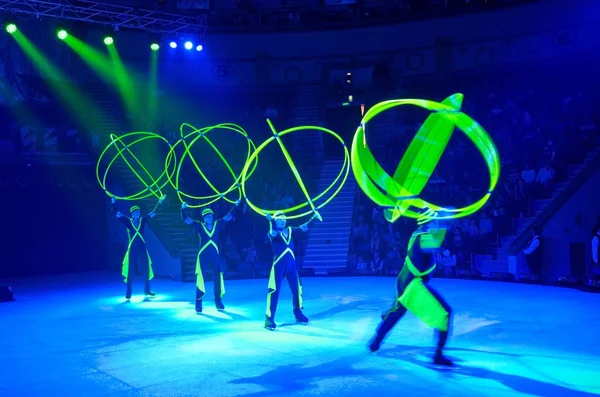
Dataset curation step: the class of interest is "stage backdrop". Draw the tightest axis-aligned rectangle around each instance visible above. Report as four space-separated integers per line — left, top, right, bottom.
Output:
0 163 108 278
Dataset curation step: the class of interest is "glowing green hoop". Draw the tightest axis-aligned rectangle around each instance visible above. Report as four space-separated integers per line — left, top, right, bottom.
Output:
96 132 176 200
351 93 500 223
241 119 350 220
165 123 258 208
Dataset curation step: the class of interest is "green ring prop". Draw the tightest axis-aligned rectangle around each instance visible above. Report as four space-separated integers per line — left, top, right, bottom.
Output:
96 131 176 201
351 93 500 223
241 119 350 220
165 123 258 208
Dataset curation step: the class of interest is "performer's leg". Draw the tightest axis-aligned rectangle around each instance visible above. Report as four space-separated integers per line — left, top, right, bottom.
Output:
195 286 204 313
265 260 285 330
125 249 137 300
286 263 308 323
424 284 453 365
212 258 225 310
139 250 154 296
195 255 206 313
369 299 408 352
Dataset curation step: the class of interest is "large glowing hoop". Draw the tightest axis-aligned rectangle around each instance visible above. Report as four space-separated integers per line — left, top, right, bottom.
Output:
96 132 176 200
351 93 500 223
241 119 350 220
165 123 258 208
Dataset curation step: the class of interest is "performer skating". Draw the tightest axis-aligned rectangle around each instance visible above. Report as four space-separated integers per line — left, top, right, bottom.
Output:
111 195 165 300
264 210 321 330
368 218 453 366
181 200 240 313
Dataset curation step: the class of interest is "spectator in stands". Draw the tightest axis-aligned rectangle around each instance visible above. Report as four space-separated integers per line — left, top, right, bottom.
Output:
521 162 536 197
535 160 555 197
591 219 600 279
450 227 465 267
438 249 457 277
478 212 493 237
371 251 385 275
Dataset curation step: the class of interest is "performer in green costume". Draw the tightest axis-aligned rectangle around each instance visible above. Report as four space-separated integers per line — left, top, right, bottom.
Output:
111 195 165 299
181 200 239 313
264 210 320 330
368 217 453 366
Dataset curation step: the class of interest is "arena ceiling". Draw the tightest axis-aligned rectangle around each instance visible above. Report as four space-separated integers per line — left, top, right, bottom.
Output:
0 0 547 36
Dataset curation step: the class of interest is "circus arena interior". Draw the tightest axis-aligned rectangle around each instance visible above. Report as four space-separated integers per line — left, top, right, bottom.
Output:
1 0 600 396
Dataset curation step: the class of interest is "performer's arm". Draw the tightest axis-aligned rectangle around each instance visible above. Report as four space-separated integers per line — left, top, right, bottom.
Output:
111 196 128 223
266 213 279 238
292 210 322 233
592 236 598 264
221 199 241 222
181 202 203 232
146 195 165 220
523 238 539 255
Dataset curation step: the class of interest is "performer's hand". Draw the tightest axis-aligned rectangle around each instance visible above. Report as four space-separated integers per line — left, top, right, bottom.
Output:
235 199 241 206
115 211 123 218
182 202 188 209
159 195 166 204
314 210 322 222
111 196 116 204
265 213 273 221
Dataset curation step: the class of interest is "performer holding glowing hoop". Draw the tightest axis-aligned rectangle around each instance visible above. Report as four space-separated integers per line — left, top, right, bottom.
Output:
264 210 321 330
111 195 165 300
368 216 453 366
182 200 240 313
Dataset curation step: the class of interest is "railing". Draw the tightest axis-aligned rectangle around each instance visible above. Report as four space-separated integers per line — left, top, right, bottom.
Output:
508 152 600 255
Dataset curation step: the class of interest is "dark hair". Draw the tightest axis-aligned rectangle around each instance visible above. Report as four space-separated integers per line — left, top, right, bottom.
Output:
532 227 541 235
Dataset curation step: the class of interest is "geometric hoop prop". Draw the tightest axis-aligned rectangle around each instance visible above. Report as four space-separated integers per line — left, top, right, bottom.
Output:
96 132 176 201
165 123 258 208
351 93 501 224
241 119 350 220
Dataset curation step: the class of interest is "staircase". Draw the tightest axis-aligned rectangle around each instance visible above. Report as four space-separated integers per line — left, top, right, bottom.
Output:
88 85 200 281
292 85 325 150
476 146 600 276
302 159 355 274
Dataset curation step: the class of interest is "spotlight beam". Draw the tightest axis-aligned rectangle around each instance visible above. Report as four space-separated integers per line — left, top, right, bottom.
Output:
0 0 207 36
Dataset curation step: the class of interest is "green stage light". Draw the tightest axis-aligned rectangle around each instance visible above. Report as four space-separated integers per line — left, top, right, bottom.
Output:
57 29 68 40
6 23 17 34
104 36 114 45
150 43 160 51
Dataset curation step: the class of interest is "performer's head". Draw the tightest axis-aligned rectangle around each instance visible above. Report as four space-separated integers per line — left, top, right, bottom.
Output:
273 211 287 229
202 208 214 224
130 205 141 220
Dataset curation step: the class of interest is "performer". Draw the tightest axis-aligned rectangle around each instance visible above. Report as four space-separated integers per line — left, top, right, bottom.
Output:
181 200 240 313
264 210 321 330
111 195 165 300
368 218 453 366
523 227 543 278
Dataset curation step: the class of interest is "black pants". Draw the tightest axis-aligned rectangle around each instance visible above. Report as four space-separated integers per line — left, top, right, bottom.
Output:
376 282 452 353
126 244 151 298
266 258 302 320
526 254 542 276
195 253 223 309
